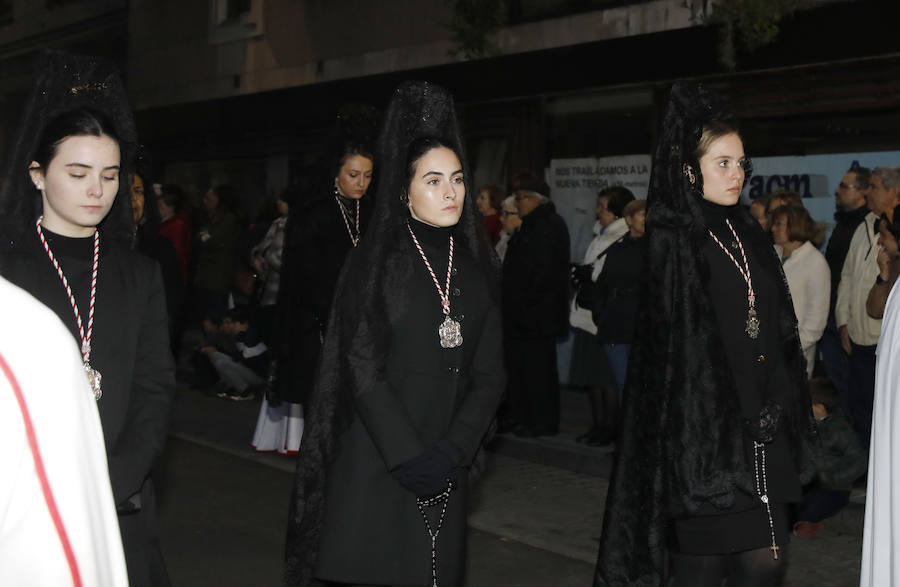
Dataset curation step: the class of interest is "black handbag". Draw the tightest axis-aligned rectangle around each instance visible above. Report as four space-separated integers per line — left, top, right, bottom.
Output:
571 235 624 309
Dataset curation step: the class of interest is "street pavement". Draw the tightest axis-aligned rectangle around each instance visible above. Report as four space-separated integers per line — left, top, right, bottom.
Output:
160 385 864 586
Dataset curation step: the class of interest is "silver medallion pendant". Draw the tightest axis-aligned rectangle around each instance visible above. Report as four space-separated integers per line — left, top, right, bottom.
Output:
438 316 463 348
85 362 102 400
746 307 760 339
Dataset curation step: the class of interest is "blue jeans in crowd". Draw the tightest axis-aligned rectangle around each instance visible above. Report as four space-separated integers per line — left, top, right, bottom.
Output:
603 343 631 401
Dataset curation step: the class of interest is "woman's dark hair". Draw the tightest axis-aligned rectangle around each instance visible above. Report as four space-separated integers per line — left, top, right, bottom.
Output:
599 186 636 218
209 183 239 216
32 108 120 170
334 141 374 177
278 185 301 208
479 184 505 212
770 204 814 242
808 377 838 413
623 199 647 218
404 136 460 190
765 189 803 213
132 170 162 232
159 183 186 211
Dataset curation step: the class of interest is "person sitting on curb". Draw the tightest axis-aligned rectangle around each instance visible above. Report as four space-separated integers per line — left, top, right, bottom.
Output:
793 377 867 539
201 307 268 401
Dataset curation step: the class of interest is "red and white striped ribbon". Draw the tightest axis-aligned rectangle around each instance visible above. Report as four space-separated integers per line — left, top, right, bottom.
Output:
707 218 755 308
35 216 99 363
407 223 454 316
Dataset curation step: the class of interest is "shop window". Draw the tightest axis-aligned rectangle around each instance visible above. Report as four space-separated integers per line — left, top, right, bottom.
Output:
209 0 264 43
0 0 11 24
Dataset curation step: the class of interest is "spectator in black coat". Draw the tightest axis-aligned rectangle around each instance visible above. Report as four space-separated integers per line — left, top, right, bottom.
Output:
820 166 870 401
502 179 570 437
590 199 647 445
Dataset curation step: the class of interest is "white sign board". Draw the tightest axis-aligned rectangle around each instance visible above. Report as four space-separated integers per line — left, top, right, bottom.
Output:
549 155 651 262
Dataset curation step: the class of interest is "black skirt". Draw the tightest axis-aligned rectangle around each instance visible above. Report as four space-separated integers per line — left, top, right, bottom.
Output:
568 328 615 388
673 501 791 555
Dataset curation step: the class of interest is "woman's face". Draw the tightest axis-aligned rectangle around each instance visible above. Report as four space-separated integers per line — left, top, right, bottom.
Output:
202 189 219 214
157 197 174 220
596 196 615 226
878 221 899 256
771 215 791 245
699 132 746 206
335 154 373 200
276 198 289 217
626 209 646 237
30 134 120 237
750 201 767 230
407 146 465 228
476 189 495 216
131 174 145 225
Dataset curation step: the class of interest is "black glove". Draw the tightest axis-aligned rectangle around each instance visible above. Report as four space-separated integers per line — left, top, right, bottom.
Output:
391 440 463 498
571 263 593 286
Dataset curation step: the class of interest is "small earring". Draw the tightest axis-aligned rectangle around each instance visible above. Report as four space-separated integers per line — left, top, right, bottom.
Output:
682 163 696 185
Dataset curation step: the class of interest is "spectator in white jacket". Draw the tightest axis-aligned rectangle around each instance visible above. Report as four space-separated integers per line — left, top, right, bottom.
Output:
836 166 900 448
569 186 635 446
771 205 831 377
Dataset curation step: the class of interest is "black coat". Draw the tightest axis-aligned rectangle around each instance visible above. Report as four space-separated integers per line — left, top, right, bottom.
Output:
308 228 505 586
593 234 646 344
824 205 869 311
502 201 570 339
273 194 373 403
136 224 184 338
0 230 175 587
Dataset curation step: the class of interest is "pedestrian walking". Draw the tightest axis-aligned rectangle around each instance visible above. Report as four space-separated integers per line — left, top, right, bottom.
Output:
594 82 814 587
283 80 504 587
0 49 175 587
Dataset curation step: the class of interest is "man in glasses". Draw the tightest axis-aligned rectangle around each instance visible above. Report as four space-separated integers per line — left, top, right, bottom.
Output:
821 166 870 417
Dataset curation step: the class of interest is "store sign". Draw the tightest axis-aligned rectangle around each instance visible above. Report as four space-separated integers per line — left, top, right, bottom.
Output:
745 173 828 200
550 155 651 262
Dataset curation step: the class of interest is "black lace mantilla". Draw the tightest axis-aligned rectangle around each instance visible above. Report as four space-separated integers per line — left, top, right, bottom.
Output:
0 50 138 246
592 82 815 586
743 399 783 444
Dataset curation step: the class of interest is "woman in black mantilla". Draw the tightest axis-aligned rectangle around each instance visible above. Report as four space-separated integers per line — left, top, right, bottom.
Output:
593 82 815 586
0 51 174 587
272 104 377 408
283 81 505 587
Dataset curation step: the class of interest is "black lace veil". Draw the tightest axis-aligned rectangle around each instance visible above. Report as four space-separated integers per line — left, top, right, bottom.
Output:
593 82 813 585
284 80 499 586
0 49 137 245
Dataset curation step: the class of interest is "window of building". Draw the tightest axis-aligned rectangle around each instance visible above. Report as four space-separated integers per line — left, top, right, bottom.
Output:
209 0 263 44
46 0 89 8
508 0 640 24
0 0 12 24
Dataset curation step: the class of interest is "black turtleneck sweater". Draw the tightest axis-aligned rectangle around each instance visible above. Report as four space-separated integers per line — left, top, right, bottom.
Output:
408 216 455 279
35 228 96 343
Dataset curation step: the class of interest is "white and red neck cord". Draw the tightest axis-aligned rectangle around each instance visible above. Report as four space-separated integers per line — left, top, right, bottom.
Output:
0 351 84 587
707 218 756 309
35 217 99 365
407 223 454 317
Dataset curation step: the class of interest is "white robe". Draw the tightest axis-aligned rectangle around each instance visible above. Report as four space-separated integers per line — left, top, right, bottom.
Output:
860 282 900 586
0 277 128 586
